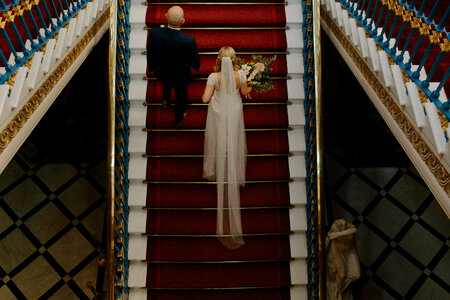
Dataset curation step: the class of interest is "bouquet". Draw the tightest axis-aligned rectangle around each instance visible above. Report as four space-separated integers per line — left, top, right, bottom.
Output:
237 55 277 94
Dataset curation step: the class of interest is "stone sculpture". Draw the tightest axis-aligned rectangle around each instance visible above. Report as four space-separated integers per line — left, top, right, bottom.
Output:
326 219 361 300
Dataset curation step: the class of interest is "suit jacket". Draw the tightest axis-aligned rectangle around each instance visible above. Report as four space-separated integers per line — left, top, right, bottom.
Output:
147 26 201 84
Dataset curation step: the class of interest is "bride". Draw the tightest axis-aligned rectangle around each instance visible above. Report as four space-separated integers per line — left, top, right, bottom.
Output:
202 46 252 249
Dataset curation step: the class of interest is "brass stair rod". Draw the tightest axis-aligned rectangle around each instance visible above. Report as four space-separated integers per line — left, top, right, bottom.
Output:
143 153 292 158
141 51 290 55
143 2 288 6
143 205 294 210
143 127 293 132
143 101 291 106
143 76 291 80
142 231 294 237
143 258 292 263
143 179 293 184
144 26 289 30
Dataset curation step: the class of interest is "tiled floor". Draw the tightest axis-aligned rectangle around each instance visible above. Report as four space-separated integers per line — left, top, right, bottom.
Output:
0 152 106 299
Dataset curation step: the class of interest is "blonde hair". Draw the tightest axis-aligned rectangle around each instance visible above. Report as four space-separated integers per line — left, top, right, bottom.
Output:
214 46 239 72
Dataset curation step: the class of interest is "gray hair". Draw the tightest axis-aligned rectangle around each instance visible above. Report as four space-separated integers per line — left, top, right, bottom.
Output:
166 6 184 27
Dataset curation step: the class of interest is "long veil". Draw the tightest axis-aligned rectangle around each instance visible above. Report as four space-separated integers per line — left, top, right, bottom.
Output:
203 57 246 249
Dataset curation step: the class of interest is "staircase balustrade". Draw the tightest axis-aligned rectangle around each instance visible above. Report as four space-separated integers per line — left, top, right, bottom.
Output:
0 0 110 143
335 0 449 120
112 0 130 297
303 0 323 299
0 0 101 84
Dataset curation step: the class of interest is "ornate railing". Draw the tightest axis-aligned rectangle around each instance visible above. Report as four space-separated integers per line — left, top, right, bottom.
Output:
0 0 100 83
336 0 449 119
112 0 130 297
303 0 323 299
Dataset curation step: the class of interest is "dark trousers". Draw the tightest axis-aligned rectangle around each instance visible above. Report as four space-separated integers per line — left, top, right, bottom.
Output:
162 81 188 123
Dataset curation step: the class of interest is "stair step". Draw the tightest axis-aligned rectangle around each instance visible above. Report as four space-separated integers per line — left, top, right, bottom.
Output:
144 287 291 300
192 53 288 77
145 209 291 234
145 181 291 208
145 80 289 102
145 105 289 129
145 130 290 155
145 4 287 27
146 261 291 288
144 28 287 51
145 235 292 261
146 156 290 181
139 53 287 77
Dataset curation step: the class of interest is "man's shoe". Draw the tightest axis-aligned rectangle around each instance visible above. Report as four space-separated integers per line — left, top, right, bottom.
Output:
175 111 187 124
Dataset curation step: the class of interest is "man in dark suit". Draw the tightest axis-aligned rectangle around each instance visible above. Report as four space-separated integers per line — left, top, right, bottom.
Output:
147 6 201 124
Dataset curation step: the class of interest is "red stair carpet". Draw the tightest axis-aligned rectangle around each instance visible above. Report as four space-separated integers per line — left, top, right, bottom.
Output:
144 0 293 299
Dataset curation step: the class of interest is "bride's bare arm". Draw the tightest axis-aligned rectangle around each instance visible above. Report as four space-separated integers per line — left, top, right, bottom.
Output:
202 84 215 103
240 82 252 96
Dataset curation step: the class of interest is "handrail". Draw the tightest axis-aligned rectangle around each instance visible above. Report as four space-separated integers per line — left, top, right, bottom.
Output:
313 0 325 298
0 0 93 84
303 0 322 299
338 0 450 120
107 0 116 298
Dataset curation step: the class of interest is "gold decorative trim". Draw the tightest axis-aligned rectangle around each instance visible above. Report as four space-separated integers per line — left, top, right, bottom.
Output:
321 6 450 195
0 7 110 155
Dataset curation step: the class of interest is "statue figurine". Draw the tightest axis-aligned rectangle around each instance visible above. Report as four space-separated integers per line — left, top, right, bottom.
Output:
326 219 361 300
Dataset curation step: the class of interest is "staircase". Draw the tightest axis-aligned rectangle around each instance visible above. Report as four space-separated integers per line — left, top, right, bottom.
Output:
321 0 450 211
127 0 308 298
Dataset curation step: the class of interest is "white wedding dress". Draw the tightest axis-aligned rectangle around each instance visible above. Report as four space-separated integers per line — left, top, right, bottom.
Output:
203 57 247 249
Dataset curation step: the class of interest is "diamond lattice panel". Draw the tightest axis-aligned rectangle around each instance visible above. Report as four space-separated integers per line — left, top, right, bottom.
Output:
0 153 106 299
